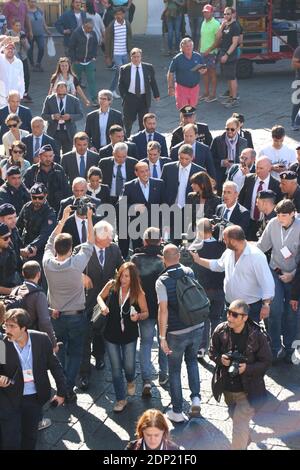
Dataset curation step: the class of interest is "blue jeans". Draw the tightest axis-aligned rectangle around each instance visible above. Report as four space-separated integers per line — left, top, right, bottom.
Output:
139 318 168 382
200 289 224 351
28 35 45 66
105 339 137 401
167 16 182 52
167 326 203 413
269 270 298 356
52 313 88 391
110 54 128 92
248 300 262 324
188 16 202 50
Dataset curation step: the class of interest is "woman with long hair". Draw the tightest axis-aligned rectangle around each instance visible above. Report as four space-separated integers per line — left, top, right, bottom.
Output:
49 57 91 107
97 262 148 412
0 140 30 179
2 114 29 156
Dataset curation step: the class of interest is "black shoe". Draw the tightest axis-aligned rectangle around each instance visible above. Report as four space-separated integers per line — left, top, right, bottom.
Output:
65 390 77 403
79 376 89 391
95 359 105 370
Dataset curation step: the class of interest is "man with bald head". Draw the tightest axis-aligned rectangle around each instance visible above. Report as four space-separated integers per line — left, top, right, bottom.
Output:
156 243 203 423
238 155 282 240
120 161 165 251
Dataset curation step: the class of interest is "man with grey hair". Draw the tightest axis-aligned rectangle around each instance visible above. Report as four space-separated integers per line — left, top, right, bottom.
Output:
215 180 250 235
226 148 256 192
22 116 60 164
209 298 272 450
78 220 124 390
85 88 123 152
156 243 203 422
57 176 99 220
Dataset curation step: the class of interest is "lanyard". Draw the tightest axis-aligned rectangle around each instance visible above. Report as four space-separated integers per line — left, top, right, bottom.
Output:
13 339 32 371
281 225 294 246
119 289 130 317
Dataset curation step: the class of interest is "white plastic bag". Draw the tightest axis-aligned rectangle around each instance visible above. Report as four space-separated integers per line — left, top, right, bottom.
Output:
47 37 56 57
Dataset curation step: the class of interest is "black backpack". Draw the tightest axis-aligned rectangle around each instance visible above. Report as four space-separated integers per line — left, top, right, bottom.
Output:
176 273 210 327
0 284 44 312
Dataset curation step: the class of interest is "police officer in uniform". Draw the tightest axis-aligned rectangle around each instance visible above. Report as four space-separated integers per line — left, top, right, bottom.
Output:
170 106 212 149
17 183 56 267
279 170 300 213
0 223 22 295
0 203 23 272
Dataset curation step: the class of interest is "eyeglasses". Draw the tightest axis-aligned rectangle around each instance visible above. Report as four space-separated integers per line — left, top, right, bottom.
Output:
8 123 18 128
31 195 45 200
225 128 237 132
1 234 11 241
227 309 247 319
12 149 23 154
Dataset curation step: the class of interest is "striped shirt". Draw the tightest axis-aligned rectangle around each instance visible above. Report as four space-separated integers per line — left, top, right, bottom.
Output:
113 20 127 56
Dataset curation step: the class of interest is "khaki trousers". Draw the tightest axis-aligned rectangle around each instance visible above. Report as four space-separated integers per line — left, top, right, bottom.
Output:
224 391 254 450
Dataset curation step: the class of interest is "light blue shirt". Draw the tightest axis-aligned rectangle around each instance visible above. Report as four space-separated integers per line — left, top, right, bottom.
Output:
99 109 109 147
139 179 150 201
13 334 37 396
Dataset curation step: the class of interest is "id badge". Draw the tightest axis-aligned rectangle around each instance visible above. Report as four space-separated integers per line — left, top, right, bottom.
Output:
23 369 34 383
280 246 292 259
120 318 125 333
58 119 65 125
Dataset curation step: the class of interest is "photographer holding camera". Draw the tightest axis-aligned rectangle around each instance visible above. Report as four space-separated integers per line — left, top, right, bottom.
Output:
209 299 272 450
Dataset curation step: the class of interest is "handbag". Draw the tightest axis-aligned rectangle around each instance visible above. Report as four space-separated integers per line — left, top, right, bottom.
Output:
91 288 113 333
47 37 56 57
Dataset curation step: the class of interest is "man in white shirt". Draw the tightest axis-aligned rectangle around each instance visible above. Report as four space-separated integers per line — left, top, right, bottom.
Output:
259 125 296 180
0 40 25 107
191 225 275 323
226 148 256 192
142 140 171 179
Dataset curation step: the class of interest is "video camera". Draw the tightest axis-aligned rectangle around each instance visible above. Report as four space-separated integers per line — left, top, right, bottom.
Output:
71 197 96 217
225 349 247 378
209 216 233 242
179 233 204 268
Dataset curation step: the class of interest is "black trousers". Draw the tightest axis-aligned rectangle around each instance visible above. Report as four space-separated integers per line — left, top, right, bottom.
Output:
123 93 148 138
0 394 41 450
80 319 105 376
54 129 73 155
22 58 30 94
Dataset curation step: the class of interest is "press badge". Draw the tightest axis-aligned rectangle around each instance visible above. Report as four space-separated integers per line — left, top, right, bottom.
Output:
23 369 34 383
280 246 292 259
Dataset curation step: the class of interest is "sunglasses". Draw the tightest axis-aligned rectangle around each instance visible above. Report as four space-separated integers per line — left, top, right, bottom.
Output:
12 149 23 154
227 309 247 319
31 195 45 200
225 128 237 132
1 234 11 241
8 124 18 128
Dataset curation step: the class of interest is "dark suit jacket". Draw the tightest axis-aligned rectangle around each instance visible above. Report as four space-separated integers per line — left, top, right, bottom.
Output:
22 133 60 164
130 130 168 160
99 141 138 160
62 214 102 248
161 162 205 206
85 108 123 151
187 192 222 230
0 331 67 412
119 62 160 109
86 184 110 204
141 157 171 176
61 150 100 185
215 202 250 234
0 105 32 142
170 141 216 179
171 122 213 149
98 156 138 189
121 177 165 207
240 129 254 149
41 94 83 140
57 194 101 220
238 174 282 212
210 132 248 190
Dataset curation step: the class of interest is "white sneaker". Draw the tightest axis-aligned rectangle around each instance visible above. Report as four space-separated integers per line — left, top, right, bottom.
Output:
165 409 188 423
112 91 120 99
38 418 52 431
189 396 201 416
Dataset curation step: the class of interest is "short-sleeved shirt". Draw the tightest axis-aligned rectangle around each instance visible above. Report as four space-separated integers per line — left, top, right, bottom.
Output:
293 46 300 79
200 17 220 54
28 9 45 36
3 1 28 30
169 52 204 87
220 20 240 59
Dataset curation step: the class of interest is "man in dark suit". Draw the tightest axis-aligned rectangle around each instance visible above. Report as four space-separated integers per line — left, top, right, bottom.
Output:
216 181 250 235
161 144 205 241
22 116 60 164
119 47 160 138
170 105 212 149
0 309 66 450
55 0 86 51
141 140 171 179
79 220 124 390
239 156 282 240
99 124 138 160
170 123 216 179
119 161 166 252
57 177 100 221
61 201 101 249
41 82 83 154
85 89 123 152
61 131 99 185
130 112 168 159
211 117 248 192
0 91 32 142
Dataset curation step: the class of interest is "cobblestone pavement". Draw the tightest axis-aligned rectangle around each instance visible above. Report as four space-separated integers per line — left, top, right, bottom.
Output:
22 34 300 451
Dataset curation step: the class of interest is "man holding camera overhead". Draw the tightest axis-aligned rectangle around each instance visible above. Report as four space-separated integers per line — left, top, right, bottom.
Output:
209 299 272 450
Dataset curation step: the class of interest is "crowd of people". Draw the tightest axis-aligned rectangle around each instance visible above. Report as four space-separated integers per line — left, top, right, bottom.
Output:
0 0 300 452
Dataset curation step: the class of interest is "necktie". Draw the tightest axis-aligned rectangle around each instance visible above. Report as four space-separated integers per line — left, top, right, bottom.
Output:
135 66 141 97
152 163 158 178
115 164 123 197
34 136 40 156
59 98 65 130
99 249 105 267
223 208 230 220
148 133 153 142
253 180 264 221
79 155 86 178
81 220 87 243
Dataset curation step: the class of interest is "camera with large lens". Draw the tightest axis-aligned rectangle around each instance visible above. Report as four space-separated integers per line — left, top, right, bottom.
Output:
209 216 233 242
73 197 95 216
226 349 247 378
179 233 204 268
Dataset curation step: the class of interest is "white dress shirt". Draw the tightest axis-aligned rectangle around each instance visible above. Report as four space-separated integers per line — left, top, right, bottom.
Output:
110 161 126 196
75 213 87 243
209 243 275 304
139 179 150 201
94 245 105 267
223 202 237 220
76 151 87 174
250 174 270 219
99 108 110 147
129 64 145 95
176 163 191 208
0 54 25 106
149 160 162 179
